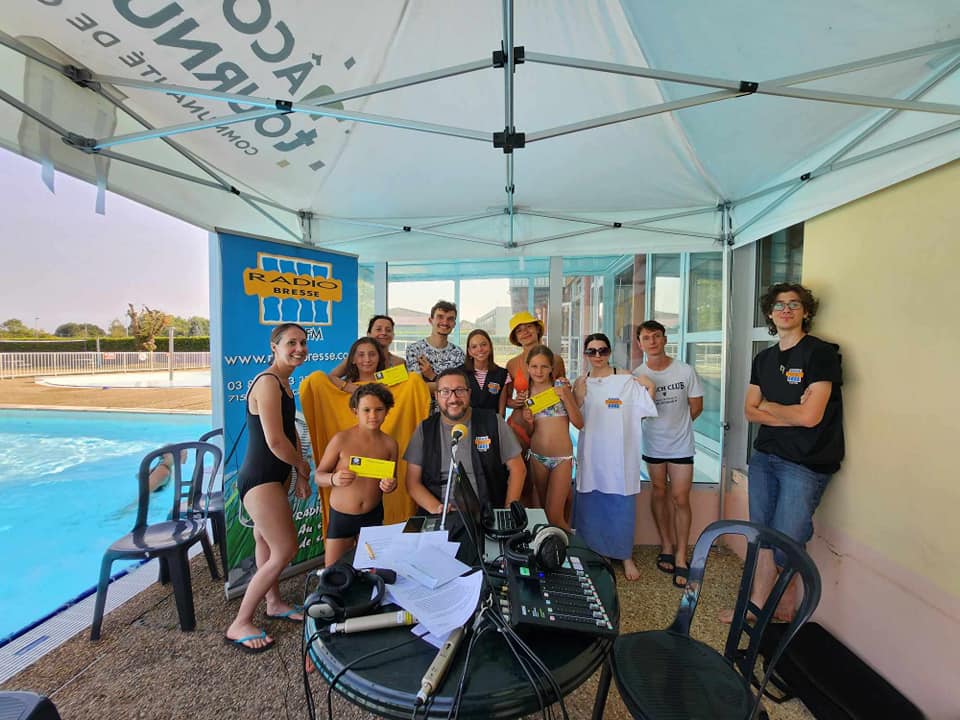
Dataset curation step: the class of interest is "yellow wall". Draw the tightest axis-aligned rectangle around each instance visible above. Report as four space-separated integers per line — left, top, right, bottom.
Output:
803 158 960 596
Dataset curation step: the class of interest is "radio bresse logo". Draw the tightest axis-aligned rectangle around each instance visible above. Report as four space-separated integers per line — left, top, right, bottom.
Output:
243 252 343 326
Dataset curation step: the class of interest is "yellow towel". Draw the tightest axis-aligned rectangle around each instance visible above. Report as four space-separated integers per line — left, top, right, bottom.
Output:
301 372 431 538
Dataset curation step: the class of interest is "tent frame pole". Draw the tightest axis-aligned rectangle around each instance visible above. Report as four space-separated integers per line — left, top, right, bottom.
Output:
525 51 960 116
502 0 517 248
734 52 960 236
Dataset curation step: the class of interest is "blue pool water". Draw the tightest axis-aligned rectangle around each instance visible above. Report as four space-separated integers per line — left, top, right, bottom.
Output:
0 409 212 641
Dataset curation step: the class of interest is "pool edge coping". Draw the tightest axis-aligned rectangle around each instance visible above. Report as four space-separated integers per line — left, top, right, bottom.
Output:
0 404 209 414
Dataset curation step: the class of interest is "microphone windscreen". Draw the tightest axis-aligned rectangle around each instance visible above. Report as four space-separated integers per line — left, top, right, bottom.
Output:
451 423 467 440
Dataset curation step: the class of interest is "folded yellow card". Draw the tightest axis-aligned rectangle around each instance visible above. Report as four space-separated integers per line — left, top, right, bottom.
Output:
348 456 396 480
374 365 409 386
526 387 561 414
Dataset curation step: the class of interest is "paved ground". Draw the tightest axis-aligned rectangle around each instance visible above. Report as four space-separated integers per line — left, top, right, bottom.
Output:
0 377 211 412
0 375 814 719
1 548 814 720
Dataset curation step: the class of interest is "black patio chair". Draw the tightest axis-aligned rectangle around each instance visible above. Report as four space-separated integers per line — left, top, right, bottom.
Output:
591 520 821 720
90 441 223 641
0 691 61 720
192 428 227 574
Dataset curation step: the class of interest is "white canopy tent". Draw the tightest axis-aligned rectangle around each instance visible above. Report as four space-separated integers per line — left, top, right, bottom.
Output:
1 1 958 262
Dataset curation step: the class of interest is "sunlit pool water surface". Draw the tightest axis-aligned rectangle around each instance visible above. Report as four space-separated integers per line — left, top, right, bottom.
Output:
0 409 212 641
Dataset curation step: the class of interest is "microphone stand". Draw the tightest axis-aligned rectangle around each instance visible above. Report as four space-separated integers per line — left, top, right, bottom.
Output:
440 440 459 530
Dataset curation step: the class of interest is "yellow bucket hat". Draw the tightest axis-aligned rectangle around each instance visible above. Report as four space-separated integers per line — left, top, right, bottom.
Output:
508 311 544 346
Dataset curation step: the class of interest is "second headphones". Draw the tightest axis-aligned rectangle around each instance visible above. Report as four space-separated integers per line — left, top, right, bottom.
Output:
303 562 390 622
504 524 569 572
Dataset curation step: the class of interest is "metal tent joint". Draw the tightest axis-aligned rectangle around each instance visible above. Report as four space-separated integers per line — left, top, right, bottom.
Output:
613 222 622 228
64 65 97 89
492 46 525 68
494 129 525 153
275 99 293 113
800 172 812 181
738 80 759 94
229 186 240 196
402 226 412 232
62 133 97 152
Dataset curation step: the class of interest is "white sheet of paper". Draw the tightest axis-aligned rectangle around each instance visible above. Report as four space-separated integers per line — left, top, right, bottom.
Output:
397 545 471 589
412 624 453 649
385 570 482 637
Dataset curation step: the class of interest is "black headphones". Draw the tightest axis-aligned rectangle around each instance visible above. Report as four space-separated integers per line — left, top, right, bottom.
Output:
481 500 529 539
505 525 569 572
303 562 389 622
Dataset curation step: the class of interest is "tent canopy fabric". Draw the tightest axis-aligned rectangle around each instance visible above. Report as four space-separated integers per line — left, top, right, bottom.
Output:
1 2 958 263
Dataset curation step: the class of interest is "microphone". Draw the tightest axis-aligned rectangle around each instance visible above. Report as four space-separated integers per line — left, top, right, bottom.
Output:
328 610 415 634
416 625 465 706
450 423 467 447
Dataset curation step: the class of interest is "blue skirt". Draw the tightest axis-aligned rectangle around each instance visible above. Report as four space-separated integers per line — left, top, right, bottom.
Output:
572 490 636 560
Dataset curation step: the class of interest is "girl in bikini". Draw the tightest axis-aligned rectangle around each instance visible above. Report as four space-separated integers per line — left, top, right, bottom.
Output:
518 345 583 530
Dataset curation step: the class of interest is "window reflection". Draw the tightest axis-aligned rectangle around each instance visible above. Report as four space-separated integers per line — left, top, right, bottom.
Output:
687 342 722 443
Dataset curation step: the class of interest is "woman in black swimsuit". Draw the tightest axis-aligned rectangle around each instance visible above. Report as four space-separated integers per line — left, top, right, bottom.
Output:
225 323 312 654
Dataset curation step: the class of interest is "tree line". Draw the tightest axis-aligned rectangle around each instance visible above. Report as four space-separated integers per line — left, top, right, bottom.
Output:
0 305 210 350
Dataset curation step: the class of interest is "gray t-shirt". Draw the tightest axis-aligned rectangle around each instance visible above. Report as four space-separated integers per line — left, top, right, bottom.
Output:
634 359 703 458
403 413 522 501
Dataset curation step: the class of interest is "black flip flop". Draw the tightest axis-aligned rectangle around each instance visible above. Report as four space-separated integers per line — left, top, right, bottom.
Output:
655 553 675 574
673 566 689 588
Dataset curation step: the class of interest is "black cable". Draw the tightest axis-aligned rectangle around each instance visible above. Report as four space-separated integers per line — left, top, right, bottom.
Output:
447 617 491 718
494 612 549 718
488 605 569 720
325 634 423 720
302 629 322 720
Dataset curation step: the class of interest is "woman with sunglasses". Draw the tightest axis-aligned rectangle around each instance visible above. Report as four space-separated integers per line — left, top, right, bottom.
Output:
572 333 656 581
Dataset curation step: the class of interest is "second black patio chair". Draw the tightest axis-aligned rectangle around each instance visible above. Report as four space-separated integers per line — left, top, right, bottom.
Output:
591 520 821 720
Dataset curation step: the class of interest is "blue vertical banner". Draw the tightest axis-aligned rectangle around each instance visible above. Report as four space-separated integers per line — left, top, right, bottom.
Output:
212 229 357 592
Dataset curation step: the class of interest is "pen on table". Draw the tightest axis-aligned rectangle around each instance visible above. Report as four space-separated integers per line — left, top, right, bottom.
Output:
365 542 376 559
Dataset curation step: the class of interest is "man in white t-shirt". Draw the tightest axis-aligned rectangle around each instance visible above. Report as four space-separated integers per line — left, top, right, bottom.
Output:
634 320 704 588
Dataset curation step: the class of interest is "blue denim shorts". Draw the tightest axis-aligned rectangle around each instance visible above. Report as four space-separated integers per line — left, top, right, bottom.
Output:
748 450 831 566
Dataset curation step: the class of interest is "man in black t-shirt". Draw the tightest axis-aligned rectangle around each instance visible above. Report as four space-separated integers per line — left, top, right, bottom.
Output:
724 282 843 623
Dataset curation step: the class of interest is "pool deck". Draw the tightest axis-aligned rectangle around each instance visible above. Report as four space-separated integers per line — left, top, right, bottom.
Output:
0 377 211 413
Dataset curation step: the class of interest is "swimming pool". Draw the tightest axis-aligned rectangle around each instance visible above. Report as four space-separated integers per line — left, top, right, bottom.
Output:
0 409 212 642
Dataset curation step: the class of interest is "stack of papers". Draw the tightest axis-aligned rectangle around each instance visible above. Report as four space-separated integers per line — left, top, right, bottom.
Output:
354 522 480 637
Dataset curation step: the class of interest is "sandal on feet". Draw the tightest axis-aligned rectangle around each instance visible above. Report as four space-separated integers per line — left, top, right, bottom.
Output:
672 566 689 588
655 553 675 574
224 630 274 654
266 606 303 623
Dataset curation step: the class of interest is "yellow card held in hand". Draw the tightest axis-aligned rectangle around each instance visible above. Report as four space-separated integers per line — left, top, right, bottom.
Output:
526 387 561 414
374 365 409 386
349 456 396 480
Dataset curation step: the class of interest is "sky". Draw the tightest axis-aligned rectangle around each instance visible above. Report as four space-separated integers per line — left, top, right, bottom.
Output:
0 146 510 335
0 147 210 334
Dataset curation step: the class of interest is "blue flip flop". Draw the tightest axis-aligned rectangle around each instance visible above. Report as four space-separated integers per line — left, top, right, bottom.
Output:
266 606 303 623
224 630 274 654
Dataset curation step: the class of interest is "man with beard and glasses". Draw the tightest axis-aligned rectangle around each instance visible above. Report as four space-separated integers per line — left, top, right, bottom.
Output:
404 368 525 514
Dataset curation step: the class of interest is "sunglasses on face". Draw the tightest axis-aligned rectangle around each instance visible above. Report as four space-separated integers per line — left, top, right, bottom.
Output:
584 347 611 357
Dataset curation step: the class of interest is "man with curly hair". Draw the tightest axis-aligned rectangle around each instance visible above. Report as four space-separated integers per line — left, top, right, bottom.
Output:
727 282 844 623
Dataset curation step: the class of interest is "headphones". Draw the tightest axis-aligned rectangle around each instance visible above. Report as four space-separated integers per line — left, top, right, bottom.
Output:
303 562 390 622
505 524 569 572
482 500 529 539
